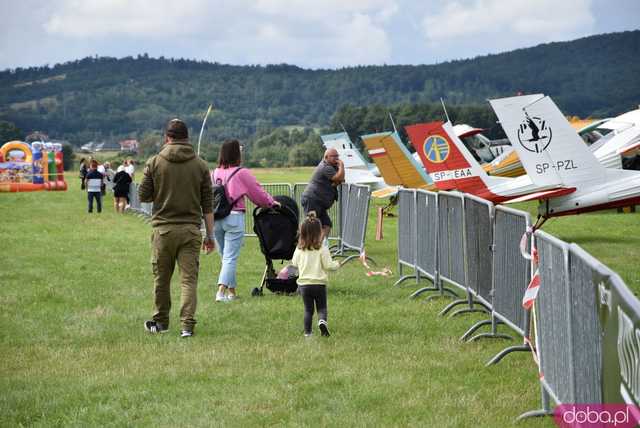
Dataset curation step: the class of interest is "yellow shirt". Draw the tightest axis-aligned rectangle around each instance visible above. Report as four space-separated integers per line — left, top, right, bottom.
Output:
291 246 340 286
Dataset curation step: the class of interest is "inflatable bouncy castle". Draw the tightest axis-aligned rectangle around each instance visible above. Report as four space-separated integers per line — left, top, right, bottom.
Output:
0 141 67 192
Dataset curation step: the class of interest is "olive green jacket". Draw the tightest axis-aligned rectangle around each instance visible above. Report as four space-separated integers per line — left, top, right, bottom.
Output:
139 141 213 227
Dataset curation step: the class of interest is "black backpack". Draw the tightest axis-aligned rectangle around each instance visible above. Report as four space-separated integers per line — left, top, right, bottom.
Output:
213 167 243 220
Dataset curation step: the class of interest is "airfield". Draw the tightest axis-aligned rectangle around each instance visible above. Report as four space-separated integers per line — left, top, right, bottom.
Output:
0 167 637 426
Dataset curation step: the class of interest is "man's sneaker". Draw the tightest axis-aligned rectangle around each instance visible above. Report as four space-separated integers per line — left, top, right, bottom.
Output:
215 291 227 302
144 320 168 334
318 319 330 337
180 330 193 338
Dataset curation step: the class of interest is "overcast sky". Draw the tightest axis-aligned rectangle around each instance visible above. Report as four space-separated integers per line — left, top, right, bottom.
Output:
1 0 638 71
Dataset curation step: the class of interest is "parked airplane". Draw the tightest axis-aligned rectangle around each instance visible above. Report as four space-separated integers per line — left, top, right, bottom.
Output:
587 108 640 170
489 94 640 225
405 120 574 203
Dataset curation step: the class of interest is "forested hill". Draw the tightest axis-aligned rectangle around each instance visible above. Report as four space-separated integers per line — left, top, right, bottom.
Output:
1 30 639 147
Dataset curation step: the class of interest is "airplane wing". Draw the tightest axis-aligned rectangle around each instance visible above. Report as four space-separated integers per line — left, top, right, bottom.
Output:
504 187 577 203
361 131 435 190
371 186 400 199
618 139 640 156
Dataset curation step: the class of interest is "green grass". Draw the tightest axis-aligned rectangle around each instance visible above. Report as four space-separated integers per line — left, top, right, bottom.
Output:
1 169 638 427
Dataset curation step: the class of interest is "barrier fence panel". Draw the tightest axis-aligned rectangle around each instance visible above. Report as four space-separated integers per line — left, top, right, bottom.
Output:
337 184 354 251
463 194 494 309
244 183 292 236
395 189 417 286
441 193 494 317
409 190 458 299
436 191 466 291
293 183 341 241
128 182 141 211
566 244 604 404
491 206 531 336
141 202 153 217
341 184 370 250
415 190 436 279
335 184 373 265
521 234 608 419
599 271 640 405
534 230 572 405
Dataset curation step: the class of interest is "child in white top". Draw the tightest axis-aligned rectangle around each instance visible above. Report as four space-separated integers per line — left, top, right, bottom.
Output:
290 212 340 337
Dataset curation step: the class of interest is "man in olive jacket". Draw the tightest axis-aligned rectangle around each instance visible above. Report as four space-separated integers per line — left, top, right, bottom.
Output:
139 118 215 338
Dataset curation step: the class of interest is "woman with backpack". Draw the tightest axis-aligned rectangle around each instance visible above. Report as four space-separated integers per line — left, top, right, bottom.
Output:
211 139 280 302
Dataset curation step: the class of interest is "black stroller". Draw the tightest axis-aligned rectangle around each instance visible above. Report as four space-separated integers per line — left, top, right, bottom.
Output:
251 195 300 296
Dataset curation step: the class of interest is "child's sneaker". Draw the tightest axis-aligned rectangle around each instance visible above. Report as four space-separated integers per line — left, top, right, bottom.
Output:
304 332 312 337
144 320 168 334
215 291 227 302
318 320 330 337
180 330 193 338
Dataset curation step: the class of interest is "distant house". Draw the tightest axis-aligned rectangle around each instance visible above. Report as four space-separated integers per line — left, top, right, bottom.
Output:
119 139 139 153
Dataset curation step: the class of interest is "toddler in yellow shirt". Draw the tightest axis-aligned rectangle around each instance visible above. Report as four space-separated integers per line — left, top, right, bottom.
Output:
290 212 340 337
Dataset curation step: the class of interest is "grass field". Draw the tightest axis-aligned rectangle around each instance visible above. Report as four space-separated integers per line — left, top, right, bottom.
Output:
1 168 638 427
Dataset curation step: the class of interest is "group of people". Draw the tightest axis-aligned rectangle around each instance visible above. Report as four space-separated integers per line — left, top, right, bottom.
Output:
79 157 136 213
138 117 345 338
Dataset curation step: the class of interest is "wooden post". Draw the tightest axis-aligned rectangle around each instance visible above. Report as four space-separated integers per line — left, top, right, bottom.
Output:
376 207 384 241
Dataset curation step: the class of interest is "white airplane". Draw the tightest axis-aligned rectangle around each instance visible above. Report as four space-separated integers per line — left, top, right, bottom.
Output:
405 119 574 203
586 108 640 170
321 132 388 192
490 94 640 226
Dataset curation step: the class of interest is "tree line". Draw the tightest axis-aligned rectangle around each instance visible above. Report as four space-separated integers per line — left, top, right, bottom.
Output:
0 30 638 166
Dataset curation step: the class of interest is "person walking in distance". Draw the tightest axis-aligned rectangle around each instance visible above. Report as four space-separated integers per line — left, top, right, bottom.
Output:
85 159 104 213
112 165 132 213
290 212 341 337
139 118 215 338
300 148 344 242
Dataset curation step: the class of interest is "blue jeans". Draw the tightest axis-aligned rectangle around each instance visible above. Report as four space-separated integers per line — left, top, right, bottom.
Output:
214 212 245 288
88 192 102 213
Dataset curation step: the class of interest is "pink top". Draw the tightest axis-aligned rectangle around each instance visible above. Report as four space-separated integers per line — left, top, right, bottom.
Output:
212 166 275 211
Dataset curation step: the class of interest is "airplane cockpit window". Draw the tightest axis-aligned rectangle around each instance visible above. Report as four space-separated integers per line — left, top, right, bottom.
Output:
588 130 616 151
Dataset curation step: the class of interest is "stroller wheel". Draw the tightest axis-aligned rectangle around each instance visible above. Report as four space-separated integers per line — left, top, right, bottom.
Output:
251 287 262 297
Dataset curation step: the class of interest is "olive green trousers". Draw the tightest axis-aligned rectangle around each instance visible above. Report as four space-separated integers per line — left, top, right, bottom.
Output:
150 224 202 332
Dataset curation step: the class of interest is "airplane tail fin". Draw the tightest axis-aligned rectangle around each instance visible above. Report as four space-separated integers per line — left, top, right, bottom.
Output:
361 131 432 189
405 121 495 192
490 95 605 187
321 132 369 169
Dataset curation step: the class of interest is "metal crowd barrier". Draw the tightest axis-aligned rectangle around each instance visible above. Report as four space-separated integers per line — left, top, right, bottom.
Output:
333 184 374 265
412 190 457 299
599 271 640 406
394 189 417 287
436 191 466 293
520 233 607 419
244 183 293 236
440 192 494 318
462 194 494 311
476 206 533 364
